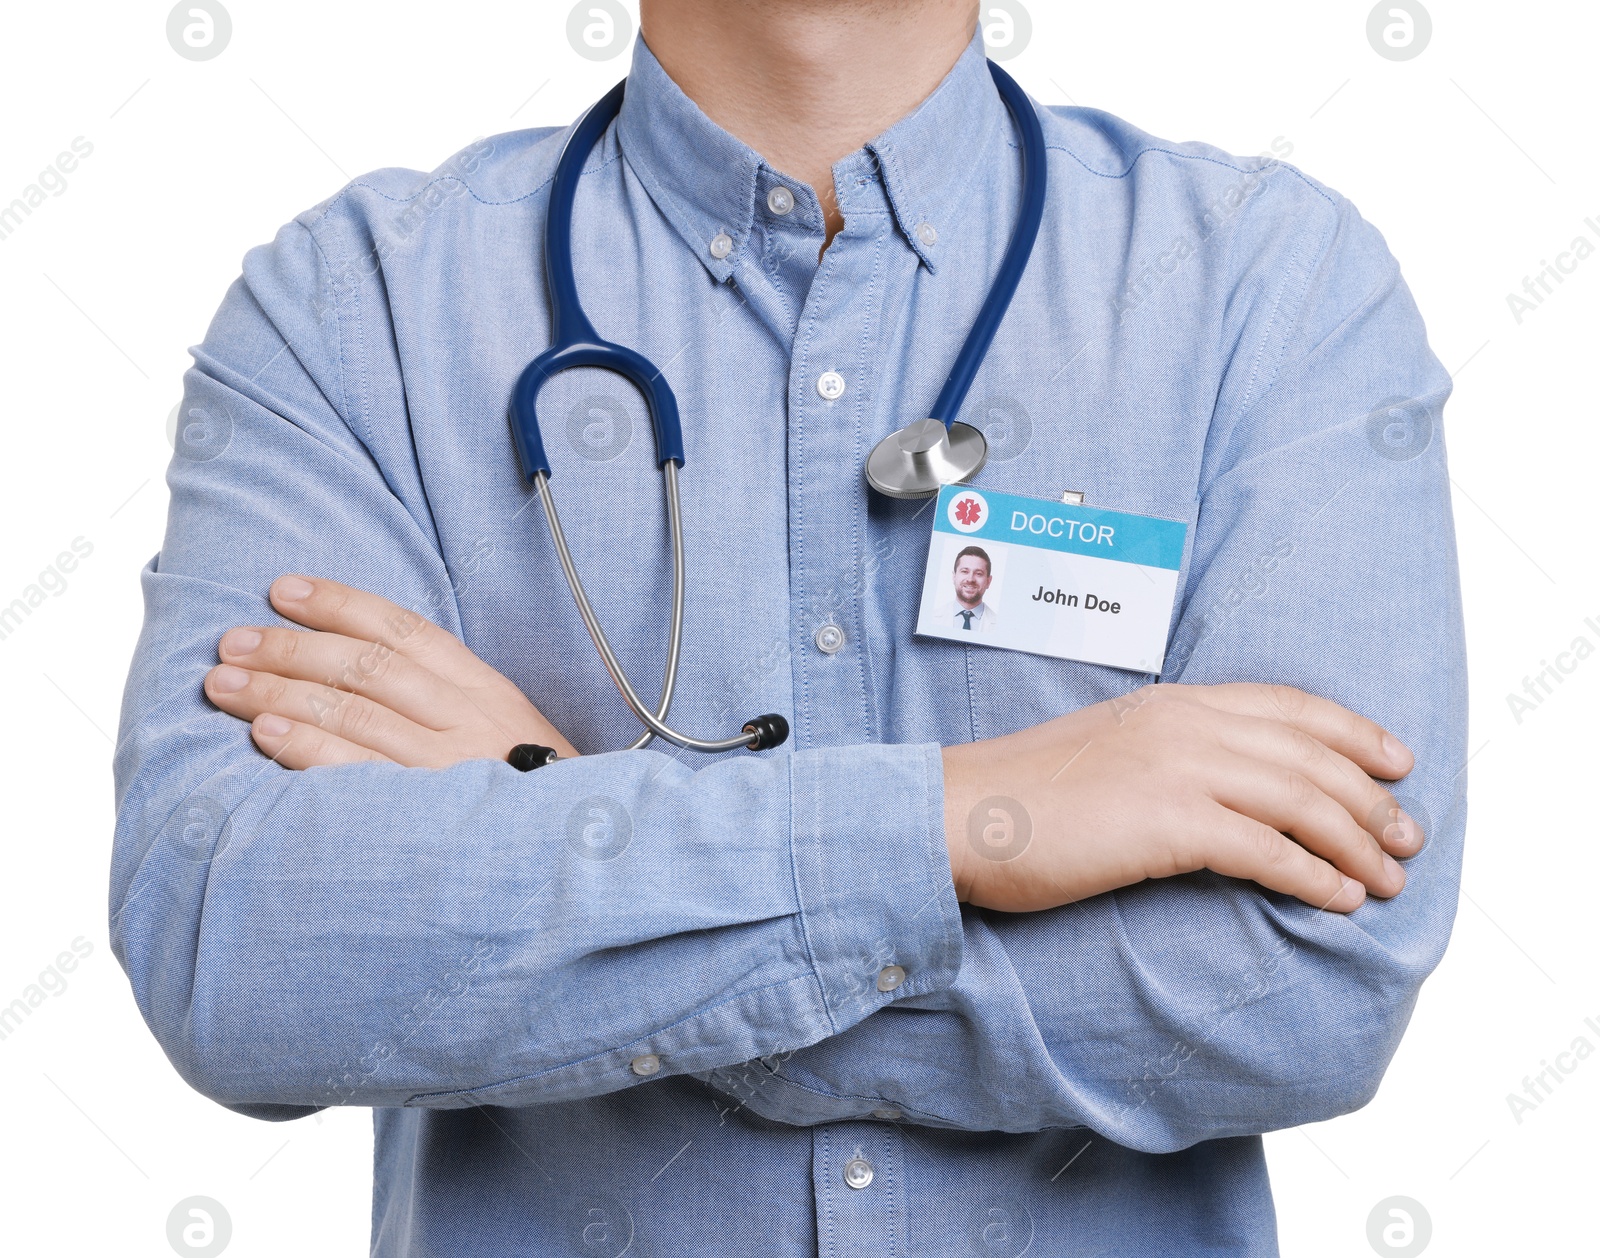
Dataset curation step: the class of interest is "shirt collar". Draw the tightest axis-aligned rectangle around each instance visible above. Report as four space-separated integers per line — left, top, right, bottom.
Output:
616 25 1006 281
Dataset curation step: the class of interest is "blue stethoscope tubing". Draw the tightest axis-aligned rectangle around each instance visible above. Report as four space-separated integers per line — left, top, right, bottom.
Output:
511 78 681 481
928 64 1047 432
509 60 1046 755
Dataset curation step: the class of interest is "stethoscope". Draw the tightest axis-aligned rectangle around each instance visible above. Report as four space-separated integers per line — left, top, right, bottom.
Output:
507 60 1045 762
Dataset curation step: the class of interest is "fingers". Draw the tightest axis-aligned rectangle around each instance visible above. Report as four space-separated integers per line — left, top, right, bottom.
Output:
1368 797 1424 857
211 574 582 768
267 575 506 691
218 623 460 730
1207 708 1425 859
246 712 395 770
1169 682 1413 780
1203 750 1405 898
1199 803 1368 914
205 663 443 767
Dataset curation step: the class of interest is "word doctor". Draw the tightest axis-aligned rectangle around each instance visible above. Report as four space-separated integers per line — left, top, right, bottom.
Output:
1010 510 1115 545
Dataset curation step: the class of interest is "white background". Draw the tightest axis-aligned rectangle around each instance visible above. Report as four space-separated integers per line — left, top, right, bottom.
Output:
1 1 1594 1254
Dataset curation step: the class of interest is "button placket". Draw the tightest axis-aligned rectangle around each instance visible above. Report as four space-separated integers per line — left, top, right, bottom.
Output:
784 173 899 754
813 1125 906 1256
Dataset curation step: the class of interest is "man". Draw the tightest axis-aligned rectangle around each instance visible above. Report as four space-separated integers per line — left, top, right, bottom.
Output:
111 1 1465 1254
948 544 999 633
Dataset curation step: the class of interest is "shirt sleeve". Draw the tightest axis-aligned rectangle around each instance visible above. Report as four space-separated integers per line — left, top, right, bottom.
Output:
108 211 964 1121
696 186 1469 1152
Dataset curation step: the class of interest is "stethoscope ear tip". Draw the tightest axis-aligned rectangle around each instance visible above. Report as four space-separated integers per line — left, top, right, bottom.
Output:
742 713 790 751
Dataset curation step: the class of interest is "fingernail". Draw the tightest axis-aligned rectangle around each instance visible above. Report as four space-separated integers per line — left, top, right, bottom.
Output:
256 713 292 736
1382 853 1406 892
1388 809 1421 848
1382 732 1407 766
222 628 261 655
275 576 314 601
210 665 250 694
1341 876 1367 910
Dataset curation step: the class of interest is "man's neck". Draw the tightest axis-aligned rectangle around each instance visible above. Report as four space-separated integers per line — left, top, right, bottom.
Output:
639 0 978 247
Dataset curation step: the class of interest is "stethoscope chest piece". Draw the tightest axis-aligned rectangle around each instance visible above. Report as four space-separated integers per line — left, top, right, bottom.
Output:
865 418 989 500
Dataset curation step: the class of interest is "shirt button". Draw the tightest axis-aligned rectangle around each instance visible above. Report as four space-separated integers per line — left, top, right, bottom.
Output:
871 1107 902 1121
816 371 846 400
766 185 795 215
843 1156 874 1189
709 232 734 259
630 1053 661 1076
916 222 938 247
877 964 906 992
814 623 845 654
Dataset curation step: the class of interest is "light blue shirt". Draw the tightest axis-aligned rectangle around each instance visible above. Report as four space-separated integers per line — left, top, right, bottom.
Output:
111 25 1467 1257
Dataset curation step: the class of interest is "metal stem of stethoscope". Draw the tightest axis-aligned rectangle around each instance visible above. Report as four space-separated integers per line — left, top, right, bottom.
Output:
533 462 767 754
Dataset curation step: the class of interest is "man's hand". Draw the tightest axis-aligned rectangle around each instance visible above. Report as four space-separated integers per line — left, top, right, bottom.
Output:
203 575 579 769
943 682 1424 915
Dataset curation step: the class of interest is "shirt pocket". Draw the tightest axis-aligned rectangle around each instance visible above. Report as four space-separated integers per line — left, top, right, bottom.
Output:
964 646 1147 741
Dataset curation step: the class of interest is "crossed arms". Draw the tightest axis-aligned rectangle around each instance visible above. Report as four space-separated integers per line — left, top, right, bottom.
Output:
111 195 1465 1151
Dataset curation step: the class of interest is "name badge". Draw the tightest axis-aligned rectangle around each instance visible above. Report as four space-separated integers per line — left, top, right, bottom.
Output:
914 485 1188 674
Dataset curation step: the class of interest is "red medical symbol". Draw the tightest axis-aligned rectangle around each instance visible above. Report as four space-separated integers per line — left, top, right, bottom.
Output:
954 496 983 526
